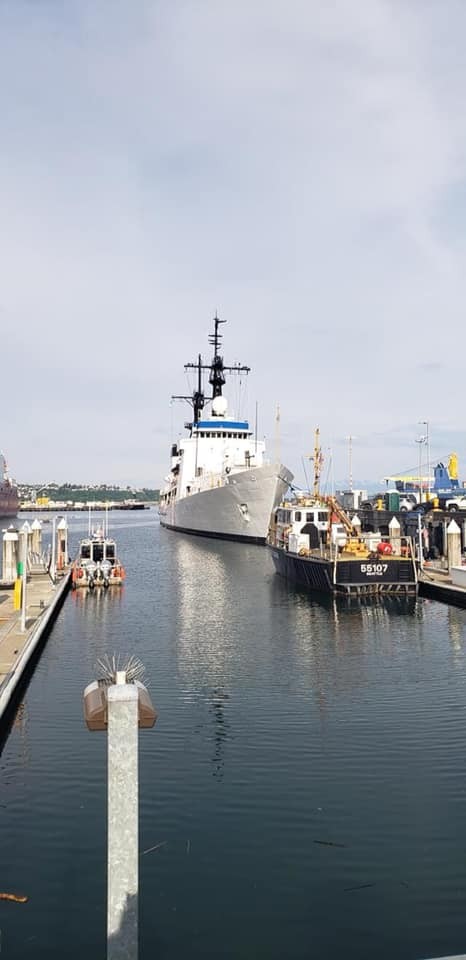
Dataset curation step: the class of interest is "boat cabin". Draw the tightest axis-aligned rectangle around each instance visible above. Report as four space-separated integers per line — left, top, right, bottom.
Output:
79 536 117 565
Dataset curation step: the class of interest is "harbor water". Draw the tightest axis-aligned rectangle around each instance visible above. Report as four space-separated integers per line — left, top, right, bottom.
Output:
1 511 466 958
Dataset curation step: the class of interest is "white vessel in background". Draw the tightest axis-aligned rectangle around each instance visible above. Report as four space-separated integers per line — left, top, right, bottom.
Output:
0 452 19 518
159 317 293 544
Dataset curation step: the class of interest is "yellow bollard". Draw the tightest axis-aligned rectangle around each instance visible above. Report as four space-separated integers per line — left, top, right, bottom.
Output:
13 578 22 611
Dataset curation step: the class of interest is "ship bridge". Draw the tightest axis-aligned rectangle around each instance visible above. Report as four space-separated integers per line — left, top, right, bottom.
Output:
192 419 251 438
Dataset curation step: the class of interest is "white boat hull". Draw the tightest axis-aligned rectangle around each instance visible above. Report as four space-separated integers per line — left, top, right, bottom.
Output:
159 463 293 543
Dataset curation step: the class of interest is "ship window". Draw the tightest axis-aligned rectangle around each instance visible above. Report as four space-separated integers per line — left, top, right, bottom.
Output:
222 432 227 438
81 544 91 559
106 544 115 560
93 543 104 562
228 432 232 438
294 511 302 521
318 511 327 521
306 512 313 522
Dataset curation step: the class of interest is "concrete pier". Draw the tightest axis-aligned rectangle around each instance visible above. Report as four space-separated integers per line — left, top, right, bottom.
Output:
0 566 70 721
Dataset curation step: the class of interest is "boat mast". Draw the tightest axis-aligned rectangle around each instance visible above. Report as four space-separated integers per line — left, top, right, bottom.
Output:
313 427 322 497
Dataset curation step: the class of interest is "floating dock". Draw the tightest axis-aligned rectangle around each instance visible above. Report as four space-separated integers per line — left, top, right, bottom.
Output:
0 567 70 721
18 501 150 513
419 566 466 609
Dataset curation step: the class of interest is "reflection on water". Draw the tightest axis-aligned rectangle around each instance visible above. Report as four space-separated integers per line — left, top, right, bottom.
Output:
0 513 466 960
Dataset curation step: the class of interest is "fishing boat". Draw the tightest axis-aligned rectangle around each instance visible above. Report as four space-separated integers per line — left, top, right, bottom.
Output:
71 514 125 590
267 431 418 597
0 453 19 518
159 316 293 544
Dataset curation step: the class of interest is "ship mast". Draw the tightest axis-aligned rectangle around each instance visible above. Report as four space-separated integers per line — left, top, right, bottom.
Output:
177 315 250 426
171 354 205 424
312 427 322 497
208 316 227 399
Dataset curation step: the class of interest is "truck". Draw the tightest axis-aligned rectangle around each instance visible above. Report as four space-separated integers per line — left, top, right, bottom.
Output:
445 496 466 512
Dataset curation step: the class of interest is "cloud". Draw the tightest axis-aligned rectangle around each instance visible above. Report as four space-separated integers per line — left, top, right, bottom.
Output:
0 0 465 484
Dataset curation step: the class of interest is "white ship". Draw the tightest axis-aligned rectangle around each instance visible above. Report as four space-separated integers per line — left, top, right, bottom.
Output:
0 452 19 518
159 317 293 544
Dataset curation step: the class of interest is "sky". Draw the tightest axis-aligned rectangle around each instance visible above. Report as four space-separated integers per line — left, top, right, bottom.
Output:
1 0 466 490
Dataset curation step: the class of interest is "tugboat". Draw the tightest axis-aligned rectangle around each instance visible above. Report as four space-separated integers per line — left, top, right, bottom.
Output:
159 316 293 544
267 430 418 597
71 518 125 590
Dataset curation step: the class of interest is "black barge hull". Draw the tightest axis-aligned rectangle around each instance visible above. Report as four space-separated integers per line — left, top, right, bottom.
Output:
269 548 417 596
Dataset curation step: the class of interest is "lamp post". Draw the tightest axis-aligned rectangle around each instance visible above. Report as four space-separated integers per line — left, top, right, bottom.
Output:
415 435 427 503
19 522 30 632
419 420 430 497
346 435 357 492
50 515 61 583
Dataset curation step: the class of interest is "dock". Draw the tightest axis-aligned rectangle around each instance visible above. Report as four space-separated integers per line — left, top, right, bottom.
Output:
0 568 70 720
419 566 466 609
18 500 150 512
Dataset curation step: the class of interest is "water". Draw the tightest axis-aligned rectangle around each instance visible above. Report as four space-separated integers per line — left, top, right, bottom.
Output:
1 511 466 959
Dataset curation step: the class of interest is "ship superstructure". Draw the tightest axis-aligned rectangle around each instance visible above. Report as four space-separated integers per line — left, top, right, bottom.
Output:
159 317 293 543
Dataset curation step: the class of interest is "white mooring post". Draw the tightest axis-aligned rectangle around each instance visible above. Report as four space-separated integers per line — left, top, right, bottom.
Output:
83 658 157 960
447 518 462 571
389 515 401 555
31 518 42 556
2 526 19 582
56 517 68 572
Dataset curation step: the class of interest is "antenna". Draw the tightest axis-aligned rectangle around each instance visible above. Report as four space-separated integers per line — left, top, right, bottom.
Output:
301 456 311 494
312 427 323 497
274 403 281 465
346 435 357 491
182 317 251 413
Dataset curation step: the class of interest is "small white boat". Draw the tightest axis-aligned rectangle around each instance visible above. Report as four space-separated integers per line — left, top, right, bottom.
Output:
71 511 125 589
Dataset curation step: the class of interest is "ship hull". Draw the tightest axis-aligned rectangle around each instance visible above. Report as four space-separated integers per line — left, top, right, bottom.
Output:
269 547 417 596
0 489 19 518
160 463 293 544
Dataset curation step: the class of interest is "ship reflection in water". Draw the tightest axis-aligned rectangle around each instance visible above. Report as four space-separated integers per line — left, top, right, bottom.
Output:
172 534 239 780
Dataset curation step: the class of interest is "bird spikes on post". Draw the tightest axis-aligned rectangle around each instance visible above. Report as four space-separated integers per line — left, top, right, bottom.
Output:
95 654 147 686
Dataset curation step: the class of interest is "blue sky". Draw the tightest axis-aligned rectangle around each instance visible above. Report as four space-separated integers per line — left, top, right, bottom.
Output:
1 1 465 489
